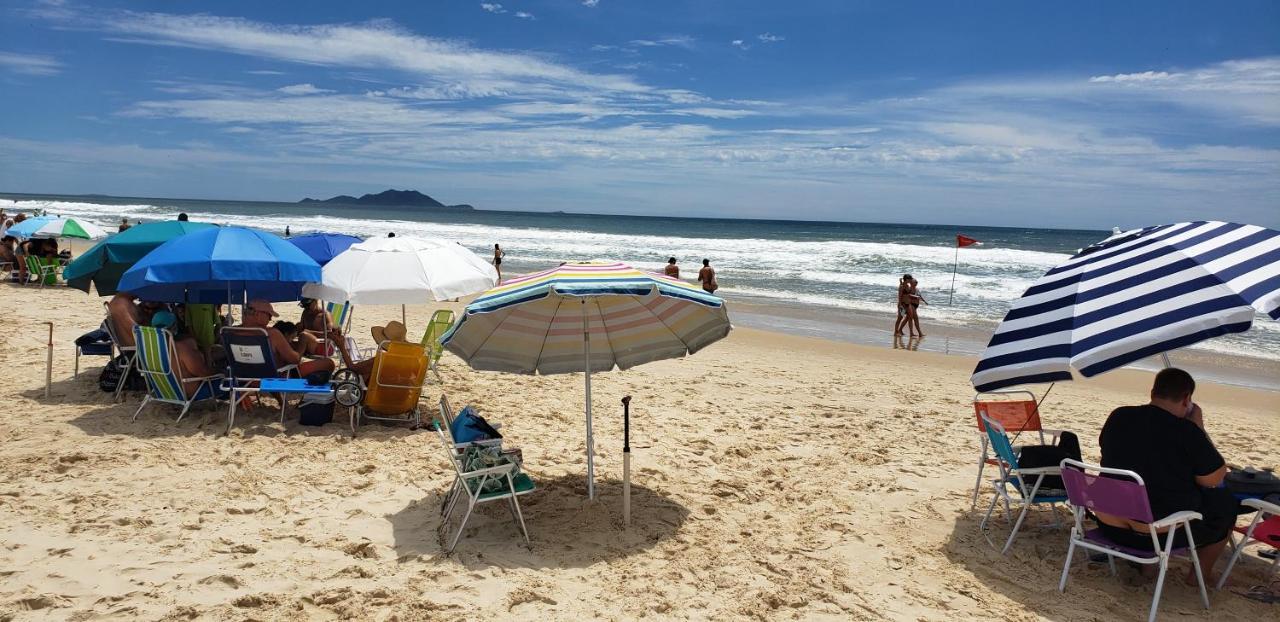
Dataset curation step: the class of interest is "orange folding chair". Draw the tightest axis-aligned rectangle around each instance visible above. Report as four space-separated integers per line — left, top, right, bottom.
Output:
971 390 1063 509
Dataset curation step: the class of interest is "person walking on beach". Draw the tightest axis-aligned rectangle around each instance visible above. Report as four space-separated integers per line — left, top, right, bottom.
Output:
118 218 131 233
664 257 680 279
697 259 718 294
906 277 927 337
493 244 504 281
893 273 912 336
285 225 291 238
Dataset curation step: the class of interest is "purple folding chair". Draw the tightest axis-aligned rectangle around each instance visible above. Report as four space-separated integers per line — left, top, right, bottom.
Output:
1057 459 1210 622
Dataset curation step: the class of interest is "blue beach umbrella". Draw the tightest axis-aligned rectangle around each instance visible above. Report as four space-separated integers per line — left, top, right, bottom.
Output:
288 232 362 266
119 226 322 303
971 221 1280 392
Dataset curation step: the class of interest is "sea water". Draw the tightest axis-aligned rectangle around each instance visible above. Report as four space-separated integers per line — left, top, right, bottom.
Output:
4 193 1278 368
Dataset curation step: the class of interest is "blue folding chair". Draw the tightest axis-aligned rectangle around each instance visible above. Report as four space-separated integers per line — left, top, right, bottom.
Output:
979 413 1068 554
220 327 299 434
131 326 224 422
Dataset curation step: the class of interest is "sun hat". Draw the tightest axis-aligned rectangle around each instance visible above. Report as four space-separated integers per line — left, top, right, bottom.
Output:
247 300 279 318
371 320 408 344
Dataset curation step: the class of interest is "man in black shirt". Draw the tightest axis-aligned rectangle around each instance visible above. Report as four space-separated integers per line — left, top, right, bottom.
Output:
1098 368 1236 584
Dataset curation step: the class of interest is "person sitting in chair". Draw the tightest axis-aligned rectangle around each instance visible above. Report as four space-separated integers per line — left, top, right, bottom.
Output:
1098 368 1237 585
237 300 334 377
151 311 221 397
108 293 163 349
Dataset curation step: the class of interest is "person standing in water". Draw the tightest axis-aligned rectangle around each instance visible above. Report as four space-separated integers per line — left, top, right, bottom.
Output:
906 277 927 337
697 259 718 294
493 244 504 281
664 257 680 278
285 225 291 238
118 218 131 232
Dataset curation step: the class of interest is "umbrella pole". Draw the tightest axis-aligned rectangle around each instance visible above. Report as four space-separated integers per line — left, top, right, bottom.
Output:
43 322 54 399
402 304 406 327
622 395 631 527
1160 353 1172 368
583 299 595 500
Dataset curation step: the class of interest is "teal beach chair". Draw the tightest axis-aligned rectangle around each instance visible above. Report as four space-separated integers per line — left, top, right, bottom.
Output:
979 412 1067 554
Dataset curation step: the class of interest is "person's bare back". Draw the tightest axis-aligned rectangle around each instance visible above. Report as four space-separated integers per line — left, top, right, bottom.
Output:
107 293 142 348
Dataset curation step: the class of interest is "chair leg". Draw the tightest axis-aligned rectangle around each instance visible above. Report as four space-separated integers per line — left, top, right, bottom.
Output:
74 350 80 376
176 401 192 423
980 486 1001 531
1002 500 1034 554
1148 556 1170 622
1216 532 1246 590
1107 554 1117 576
1058 537 1077 592
132 395 151 422
447 498 477 553
114 355 135 402
509 492 531 548
226 389 239 435
971 453 987 509
1183 523 1210 610
441 478 461 516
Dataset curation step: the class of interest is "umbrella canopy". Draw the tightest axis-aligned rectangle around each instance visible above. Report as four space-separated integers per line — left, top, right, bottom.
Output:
63 220 217 295
442 261 732 498
971 221 1280 392
6 216 109 240
288 232 362 266
302 236 497 304
118 226 321 303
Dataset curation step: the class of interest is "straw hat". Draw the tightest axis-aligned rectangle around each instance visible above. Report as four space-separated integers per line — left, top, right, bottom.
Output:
371 320 408 344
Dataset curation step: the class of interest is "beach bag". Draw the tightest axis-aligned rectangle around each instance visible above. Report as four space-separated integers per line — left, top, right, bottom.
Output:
1225 468 1280 497
461 445 521 493
98 354 143 393
449 405 502 444
298 392 335 426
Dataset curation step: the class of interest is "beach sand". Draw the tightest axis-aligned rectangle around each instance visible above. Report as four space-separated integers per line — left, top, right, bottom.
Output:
0 283 1276 621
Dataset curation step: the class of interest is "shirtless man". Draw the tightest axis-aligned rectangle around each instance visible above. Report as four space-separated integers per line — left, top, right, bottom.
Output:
238 300 334 377
664 257 680 279
697 259 717 294
108 293 162 349
152 311 221 396
893 273 912 335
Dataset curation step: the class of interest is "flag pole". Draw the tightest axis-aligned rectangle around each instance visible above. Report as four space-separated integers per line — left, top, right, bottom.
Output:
948 240 959 305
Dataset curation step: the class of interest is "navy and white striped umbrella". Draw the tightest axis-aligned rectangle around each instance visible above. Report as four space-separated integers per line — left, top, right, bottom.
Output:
972 221 1280 392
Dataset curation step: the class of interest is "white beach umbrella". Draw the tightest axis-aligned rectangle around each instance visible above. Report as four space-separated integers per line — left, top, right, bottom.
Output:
7 216 109 240
302 236 498 322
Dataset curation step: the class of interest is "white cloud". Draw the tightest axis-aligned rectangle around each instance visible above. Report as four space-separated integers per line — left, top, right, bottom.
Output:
0 51 62 76
246 69 284 75
757 33 784 43
480 3 505 14
582 0 600 7
629 36 695 50
731 40 748 50
515 11 535 20
276 83 331 95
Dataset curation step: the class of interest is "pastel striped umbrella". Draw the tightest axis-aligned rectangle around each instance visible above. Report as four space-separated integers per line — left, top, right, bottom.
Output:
6 216 108 240
442 261 732 499
972 221 1280 392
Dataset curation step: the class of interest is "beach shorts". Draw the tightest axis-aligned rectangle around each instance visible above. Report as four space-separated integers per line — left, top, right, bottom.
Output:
897 304 906 317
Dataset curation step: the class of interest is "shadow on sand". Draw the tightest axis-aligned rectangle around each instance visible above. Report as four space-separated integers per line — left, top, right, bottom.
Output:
941 505 1259 621
389 472 689 569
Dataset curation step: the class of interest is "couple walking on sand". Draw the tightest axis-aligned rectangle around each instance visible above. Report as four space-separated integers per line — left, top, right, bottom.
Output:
894 274 926 337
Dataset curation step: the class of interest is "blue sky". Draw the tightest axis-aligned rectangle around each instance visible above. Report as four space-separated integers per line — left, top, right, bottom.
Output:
0 0 1277 228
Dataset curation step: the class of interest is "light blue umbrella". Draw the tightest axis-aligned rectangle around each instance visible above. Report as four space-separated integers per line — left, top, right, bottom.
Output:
118 226 321 303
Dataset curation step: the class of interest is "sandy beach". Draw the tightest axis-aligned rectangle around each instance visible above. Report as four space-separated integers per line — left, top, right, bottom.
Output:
0 283 1276 621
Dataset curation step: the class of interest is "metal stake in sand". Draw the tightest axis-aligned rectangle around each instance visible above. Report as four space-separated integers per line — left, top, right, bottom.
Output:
43 321 54 398
622 395 632 527
583 299 596 500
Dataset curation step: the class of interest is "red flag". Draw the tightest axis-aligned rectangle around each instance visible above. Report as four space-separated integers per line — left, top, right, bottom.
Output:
956 234 981 248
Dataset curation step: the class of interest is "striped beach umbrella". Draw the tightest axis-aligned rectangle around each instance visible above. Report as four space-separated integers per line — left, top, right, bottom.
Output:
971 221 1280 392
442 261 732 499
6 216 109 240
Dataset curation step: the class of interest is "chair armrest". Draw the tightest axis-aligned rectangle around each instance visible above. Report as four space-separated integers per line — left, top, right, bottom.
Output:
463 462 516 478
189 374 225 382
1150 510 1204 530
1017 466 1061 476
1243 497 1280 516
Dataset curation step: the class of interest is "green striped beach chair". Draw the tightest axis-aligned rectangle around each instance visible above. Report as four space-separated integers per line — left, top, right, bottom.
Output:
24 255 58 288
420 309 456 380
326 301 354 333
131 325 224 423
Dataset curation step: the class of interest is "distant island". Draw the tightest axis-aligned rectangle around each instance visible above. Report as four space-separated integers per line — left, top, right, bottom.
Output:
299 189 473 210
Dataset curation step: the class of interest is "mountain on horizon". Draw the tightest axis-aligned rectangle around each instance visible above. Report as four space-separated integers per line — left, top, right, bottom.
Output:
299 189 473 209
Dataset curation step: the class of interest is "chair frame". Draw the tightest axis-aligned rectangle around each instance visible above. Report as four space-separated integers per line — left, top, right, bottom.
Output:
978 413 1066 554
24 255 59 288
1057 459 1210 622
101 304 138 403
435 423 531 553
971 390 1062 508
421 309 456 381
437 395 504 516
220 326 299 434
131 325 224 422
344 340 428 434
1215 497 1280 590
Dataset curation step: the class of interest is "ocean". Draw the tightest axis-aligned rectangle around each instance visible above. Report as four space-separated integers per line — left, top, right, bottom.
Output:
4 192 1278 376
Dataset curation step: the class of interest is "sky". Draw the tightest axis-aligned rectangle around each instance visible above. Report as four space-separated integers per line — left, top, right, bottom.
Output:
0 0 1277 229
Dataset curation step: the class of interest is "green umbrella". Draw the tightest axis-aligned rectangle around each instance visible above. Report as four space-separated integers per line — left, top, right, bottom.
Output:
63 220 216 295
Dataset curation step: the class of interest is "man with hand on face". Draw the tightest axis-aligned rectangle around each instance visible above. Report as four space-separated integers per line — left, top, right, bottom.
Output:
1097 368 1237 585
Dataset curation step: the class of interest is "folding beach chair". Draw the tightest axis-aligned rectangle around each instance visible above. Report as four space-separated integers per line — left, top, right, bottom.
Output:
326 301 354 334
978 413 1068 554
1058 459 1210 622
1216 497 1280 590
971 390 1063 508
101 304 137 402
74 333 114 376
24 255 58 288
420 309 456 380
435 422 533 553
220 327 299 433
334 341 429 435
131 325 224 422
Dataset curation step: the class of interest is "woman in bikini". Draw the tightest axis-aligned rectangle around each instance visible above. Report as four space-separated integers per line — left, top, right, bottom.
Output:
906 277 927 337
